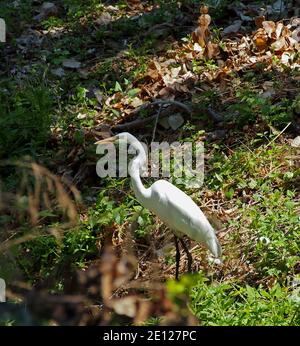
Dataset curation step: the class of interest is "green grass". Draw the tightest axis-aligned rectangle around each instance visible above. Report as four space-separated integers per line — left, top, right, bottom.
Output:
190 279 300 326
206 139 300 278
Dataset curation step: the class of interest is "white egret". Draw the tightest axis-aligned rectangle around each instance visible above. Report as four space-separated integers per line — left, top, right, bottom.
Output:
96 132 222 279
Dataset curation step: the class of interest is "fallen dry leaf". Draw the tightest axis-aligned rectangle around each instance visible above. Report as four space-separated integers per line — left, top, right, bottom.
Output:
291 136 300 147
206 42 220 60
192 6 211 47
292 27 300 42
94 12 112 26
271 36 287 51
262 21 276 38
255 16 266 28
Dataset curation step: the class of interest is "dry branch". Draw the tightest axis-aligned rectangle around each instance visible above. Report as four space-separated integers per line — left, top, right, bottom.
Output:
112 99 192 131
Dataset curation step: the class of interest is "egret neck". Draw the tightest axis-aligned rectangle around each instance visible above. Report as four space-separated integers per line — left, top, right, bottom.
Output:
128 142 151 206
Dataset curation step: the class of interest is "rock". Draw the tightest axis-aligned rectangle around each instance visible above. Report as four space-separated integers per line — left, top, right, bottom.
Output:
62 59 81 69
168 114 184 130
207 129 226 141
16 29 43 50
267 0 286 15
222 20 242 36
34 2 59 22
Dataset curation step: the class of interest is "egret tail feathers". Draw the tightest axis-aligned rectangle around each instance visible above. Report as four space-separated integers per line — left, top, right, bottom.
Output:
208 236 222 258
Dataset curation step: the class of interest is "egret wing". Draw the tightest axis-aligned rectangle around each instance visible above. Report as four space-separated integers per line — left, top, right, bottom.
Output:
148 180 221 257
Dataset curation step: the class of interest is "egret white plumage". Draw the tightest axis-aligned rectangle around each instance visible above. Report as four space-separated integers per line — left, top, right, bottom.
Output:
96 132 222 279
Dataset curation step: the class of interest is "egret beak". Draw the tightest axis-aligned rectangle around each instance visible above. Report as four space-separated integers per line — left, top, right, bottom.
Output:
94 136 118 145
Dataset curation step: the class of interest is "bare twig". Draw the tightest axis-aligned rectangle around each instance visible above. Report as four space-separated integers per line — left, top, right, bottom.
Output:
112 112 163 132
152 104 163 142
266 122 291 147
112 99 192 132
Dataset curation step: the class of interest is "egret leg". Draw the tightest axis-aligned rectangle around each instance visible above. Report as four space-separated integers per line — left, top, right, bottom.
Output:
179 238 193 273
174 235 180 281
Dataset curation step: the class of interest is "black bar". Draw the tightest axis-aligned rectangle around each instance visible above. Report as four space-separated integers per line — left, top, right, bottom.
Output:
0 326 298 344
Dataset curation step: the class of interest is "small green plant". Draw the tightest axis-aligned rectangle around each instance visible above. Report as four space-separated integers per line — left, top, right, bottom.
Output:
133 206 153 238
228 89 292 128
87 188 154 238
16 226 99 281
42 16 65 30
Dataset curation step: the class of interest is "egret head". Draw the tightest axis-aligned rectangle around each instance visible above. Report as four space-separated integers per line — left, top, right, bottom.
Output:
95 133 146 156
95 132 137 147
95 132 147 175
